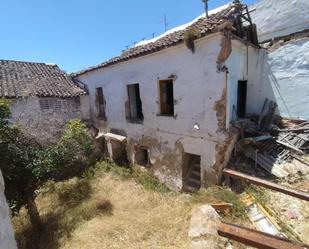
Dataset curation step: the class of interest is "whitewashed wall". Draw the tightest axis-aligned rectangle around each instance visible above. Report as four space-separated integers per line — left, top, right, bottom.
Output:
9 96 87 143
251 0 309 42
0 170 17 249
226 40 270 117
258 40 309 120
248 0 309 120
76 34 233 189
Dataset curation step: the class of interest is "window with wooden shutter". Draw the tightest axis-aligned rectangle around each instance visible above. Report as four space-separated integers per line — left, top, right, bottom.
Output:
159 79 174 116
96 87 106 120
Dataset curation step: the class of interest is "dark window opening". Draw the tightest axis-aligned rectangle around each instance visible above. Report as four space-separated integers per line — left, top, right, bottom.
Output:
159 79 174 116
237 80 247 119
135 147 150 166
127 84 143 122
96 87 106 120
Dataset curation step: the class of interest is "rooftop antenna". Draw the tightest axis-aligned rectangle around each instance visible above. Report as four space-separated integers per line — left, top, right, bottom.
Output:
202 0 209 18
163 14 169 32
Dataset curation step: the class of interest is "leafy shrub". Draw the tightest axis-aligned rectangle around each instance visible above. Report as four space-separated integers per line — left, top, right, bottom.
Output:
35 119 93 177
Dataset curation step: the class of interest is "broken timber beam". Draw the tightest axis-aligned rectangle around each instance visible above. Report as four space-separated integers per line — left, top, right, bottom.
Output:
218 222 309 249
276 140 305 154
223 169 309 201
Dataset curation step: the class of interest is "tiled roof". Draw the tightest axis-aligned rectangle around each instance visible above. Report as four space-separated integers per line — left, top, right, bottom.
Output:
0 60 87 98
73 2 245 76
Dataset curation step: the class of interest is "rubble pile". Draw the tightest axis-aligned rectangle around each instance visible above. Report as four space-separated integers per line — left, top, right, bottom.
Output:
233 102 309 179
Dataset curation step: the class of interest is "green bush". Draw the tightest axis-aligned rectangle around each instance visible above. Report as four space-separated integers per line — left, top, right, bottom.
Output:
0 100 93 236
36 119 93 177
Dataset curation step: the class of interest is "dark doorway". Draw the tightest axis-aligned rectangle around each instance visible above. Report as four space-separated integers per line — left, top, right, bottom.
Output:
237 80 247 119
182 153 201 192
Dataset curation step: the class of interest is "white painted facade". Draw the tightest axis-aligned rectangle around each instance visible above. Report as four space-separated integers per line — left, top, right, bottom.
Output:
76 33 258 190
0 170 17 249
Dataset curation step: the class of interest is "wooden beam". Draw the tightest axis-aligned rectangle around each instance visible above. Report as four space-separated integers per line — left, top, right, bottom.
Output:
218 222 309 249
223 169 309 201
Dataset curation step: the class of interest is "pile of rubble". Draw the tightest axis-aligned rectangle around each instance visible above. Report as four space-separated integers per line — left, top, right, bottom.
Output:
234 100 309 179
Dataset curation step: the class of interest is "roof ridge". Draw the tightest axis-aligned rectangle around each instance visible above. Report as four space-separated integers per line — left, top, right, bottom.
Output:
72 2 245 77
0 59 58 67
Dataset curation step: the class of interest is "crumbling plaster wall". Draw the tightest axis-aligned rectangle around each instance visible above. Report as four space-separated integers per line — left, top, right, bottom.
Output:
0 170 17 249
77 33 238 190
9 96 88 143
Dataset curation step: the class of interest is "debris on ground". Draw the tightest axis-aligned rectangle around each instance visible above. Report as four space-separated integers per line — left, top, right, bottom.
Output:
188 205 228 249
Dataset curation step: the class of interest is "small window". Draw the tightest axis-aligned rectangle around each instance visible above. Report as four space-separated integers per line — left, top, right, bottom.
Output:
126 83 143 121
39 99 51 110
159 79 174 116
96 87 106 119
135 147 150 166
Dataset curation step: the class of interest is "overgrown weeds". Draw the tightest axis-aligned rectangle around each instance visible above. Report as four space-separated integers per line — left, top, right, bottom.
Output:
84 160 170 193
192 186 247 220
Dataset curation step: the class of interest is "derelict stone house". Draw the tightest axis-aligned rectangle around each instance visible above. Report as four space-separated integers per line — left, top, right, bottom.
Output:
72 2 266 191
0 60 89 142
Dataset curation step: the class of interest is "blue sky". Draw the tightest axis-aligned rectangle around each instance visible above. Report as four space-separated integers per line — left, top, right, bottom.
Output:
0 0 256 73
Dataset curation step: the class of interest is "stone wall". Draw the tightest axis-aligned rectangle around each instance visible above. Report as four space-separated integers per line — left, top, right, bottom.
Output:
0 170 17 249
9 95 89 143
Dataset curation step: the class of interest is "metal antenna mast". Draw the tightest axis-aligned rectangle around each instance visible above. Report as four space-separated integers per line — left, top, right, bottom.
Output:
202 0 209 18
163 14 169 32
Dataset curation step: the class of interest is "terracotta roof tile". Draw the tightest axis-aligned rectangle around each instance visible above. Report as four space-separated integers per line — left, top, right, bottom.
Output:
0 60 87 98
72 2 245 77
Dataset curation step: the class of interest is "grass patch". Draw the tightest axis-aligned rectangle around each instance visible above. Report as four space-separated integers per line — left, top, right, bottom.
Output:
84 160 170 193
192 187 247 220
132 167 170 193
13 161 194 249
245 185 269 206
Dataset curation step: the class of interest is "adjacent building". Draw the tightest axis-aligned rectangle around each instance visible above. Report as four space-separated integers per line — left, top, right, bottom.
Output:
250 0 309 120
0 60 89 143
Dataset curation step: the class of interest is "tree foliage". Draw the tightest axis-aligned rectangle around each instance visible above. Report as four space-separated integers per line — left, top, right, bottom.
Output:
0 100 93 218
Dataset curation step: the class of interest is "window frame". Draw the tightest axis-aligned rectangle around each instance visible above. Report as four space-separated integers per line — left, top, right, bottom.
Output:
96 87 106 120
158 79 175 116
126 83 144 123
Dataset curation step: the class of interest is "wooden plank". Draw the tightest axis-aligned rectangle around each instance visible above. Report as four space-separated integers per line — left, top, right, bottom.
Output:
218 222 309 249
223 169 309 201
276 140 305 154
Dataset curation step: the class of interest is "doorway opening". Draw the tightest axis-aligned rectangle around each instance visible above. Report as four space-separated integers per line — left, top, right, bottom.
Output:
237 80 247 119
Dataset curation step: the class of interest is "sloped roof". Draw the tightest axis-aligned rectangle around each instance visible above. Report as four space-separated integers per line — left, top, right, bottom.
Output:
72 2 246 77
0 60 87 98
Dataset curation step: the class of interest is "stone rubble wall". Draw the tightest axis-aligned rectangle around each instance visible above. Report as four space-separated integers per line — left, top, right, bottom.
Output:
9 96 89 143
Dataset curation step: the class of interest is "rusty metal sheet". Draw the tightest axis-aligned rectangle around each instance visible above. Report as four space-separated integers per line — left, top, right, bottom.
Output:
218 222 309 249
223 169 309 201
